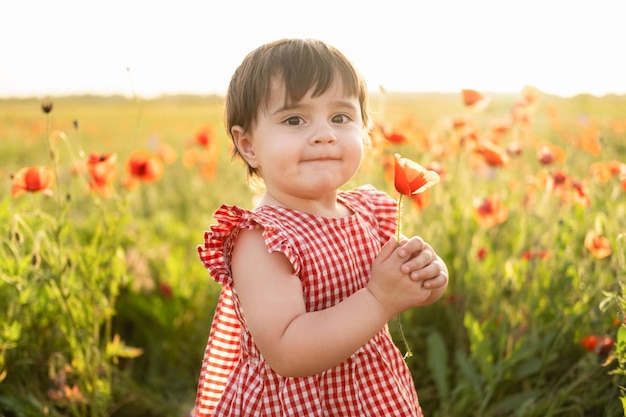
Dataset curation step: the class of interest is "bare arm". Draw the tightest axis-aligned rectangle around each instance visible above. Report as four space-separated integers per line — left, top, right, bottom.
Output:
231 229 431 378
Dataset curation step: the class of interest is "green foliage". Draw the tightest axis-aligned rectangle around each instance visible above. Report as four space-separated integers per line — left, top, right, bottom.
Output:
1 92 626 416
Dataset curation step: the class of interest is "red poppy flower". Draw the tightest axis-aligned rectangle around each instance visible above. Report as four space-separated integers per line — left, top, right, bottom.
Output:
577 129 602 156
488 116 512 136
506 141 523 157
126 150 164 183
410 188 431 210
580 334 614 356
195 125 216 148
589 160 625 182
572 181 591 207
11 166 55 197
537 144 565 165
393 154 440 196
462 89 484 106
521 249 549 260
476 247 488 261
87 153 118 197
584 231 611 259
462 89 490 111
451 115 469 130
158 282 173 299
543 170 572 198
474 195 509 228
476 141 511 167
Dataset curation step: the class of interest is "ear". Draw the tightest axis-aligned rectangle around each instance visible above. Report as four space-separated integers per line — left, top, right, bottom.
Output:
232 125 259 168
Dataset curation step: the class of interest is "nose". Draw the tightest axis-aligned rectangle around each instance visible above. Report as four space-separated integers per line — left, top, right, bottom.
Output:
310 121 338 145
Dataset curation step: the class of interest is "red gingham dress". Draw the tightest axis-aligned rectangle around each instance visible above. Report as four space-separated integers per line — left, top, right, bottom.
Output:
193 185 423 417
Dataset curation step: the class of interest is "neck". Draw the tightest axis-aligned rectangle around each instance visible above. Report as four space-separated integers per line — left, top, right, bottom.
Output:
258 190 350 218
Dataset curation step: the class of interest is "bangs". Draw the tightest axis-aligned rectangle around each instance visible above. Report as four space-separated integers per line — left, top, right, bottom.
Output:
276 45 362 106
254 39 366 115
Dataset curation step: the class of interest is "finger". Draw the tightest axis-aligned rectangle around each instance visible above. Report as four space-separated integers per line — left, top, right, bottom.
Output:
408 261 442 282
401 249 434 273
378 236 397 261
398 236 425 258
424 262 449 288
423 272 448 289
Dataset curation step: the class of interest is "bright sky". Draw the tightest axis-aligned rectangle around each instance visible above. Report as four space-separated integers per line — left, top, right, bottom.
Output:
1 0 625 98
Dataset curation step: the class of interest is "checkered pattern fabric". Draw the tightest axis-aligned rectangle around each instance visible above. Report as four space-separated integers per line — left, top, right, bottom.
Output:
192 185 423 416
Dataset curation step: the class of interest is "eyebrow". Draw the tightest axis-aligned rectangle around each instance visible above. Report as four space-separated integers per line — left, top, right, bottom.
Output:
270 99 359 115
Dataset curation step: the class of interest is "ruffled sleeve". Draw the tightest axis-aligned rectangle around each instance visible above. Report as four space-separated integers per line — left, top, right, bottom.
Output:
197 205 245 287
197 204 302 286
342 185 398 245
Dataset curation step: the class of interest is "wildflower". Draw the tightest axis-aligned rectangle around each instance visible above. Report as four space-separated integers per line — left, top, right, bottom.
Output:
572 181 591 207
506 141 523 157
589 160 625 182
544 170 572 198
391 154 439 359
410 188 431 210
474 195 509 228
451 115 469 130
476 247 488 261
87 153 118 197
41 101 53 114
379 128 408 145
538 146 555 165
126 150 164 183
577 128 602 156
158 282 173 299
461 89 483 106
537 144 565 165
580 334 615 356
195 125 217 148
584 231 611 259
11 166 56 197
475 141 511 167
393 154 440 196
462 89 490 111
521 249 549 260
580 335 599 352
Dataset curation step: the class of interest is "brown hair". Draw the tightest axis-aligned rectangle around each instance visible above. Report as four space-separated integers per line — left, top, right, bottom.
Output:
225 38 370 179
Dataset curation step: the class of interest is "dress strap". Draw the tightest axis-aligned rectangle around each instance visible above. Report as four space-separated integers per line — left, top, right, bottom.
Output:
193 286 241 416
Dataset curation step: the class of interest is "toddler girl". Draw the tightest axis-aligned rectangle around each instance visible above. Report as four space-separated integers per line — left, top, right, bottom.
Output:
192 38 448 416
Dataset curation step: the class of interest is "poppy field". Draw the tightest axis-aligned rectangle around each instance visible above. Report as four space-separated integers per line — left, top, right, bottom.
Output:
1 89 626 417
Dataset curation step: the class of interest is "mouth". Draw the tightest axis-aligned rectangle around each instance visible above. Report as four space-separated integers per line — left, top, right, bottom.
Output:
303 156 341 162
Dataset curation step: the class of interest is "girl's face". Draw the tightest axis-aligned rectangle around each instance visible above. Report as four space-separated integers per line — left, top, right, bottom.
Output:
232 78 365 208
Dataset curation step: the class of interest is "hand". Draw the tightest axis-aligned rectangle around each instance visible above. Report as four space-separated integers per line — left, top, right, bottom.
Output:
367 237 433 318
398 236 448 290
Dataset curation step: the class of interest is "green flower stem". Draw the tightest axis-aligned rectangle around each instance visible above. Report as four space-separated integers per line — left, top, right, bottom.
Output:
396 193 413 359
397 194 403 244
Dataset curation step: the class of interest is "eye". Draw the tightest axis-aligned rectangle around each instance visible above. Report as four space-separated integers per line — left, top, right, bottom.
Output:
331 113 351 124
284 116 305 126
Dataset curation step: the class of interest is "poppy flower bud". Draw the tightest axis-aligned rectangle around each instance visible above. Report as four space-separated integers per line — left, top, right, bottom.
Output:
41 101 53 114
